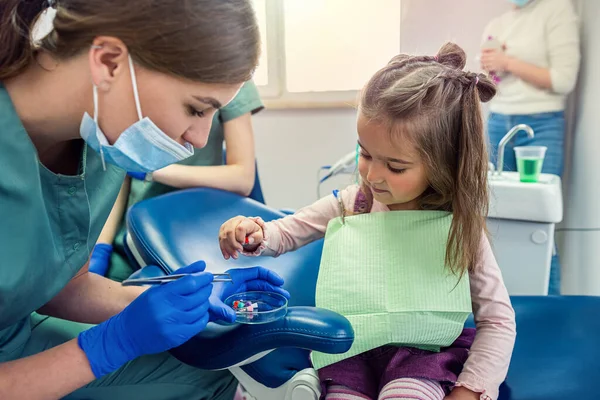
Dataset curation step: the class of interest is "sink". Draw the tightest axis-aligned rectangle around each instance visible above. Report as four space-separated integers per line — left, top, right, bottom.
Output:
488 171 563 224
486 171 563 295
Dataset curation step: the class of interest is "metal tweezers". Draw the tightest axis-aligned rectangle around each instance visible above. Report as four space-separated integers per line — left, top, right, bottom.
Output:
122 272 233 286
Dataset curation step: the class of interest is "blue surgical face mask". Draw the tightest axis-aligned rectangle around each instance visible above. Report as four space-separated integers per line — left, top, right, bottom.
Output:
508 0 531 7
80 54 194 173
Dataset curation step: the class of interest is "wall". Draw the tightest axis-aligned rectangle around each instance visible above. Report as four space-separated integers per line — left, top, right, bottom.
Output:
254 0 511 209
557 0 600 295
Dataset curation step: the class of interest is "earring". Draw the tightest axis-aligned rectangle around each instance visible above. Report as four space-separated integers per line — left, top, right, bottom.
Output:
98 81 110 91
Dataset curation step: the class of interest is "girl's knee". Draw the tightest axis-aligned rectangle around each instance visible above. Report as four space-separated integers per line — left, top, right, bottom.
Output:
325 384 373 400
378 378 444 400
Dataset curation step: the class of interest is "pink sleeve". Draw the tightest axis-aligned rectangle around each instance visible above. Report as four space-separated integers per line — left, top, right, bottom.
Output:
244 186 359 257
455 235 517 400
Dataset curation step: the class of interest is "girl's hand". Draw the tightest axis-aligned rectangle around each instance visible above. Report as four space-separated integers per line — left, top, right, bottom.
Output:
219 216 264 259
445 386 481 400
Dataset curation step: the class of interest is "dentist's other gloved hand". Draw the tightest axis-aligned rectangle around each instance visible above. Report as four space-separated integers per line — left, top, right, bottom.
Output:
127 171 148 180
78 260 213 378
88 243 113 276
208 266 290 323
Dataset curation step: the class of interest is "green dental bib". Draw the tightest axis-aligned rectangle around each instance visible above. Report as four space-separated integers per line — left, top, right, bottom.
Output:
312 211 472 369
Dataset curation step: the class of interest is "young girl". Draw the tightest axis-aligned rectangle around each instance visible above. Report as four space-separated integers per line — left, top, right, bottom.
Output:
219 43 516 400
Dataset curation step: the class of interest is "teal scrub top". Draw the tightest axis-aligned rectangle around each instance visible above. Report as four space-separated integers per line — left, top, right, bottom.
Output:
0 85 125 362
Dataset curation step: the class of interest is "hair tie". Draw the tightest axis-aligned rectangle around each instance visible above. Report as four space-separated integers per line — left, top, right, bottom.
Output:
433 55 438 61
475 76 479 85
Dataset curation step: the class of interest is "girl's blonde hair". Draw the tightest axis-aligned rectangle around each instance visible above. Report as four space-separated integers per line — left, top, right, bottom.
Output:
359 42 497 275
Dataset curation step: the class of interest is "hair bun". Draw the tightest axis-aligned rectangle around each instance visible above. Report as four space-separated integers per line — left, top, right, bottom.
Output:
436 42 466 70
474 73 497 103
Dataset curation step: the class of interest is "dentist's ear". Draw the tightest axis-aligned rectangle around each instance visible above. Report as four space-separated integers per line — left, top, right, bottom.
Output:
88 37 129 89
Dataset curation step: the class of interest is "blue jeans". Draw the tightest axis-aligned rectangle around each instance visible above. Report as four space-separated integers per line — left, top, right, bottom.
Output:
487 111 565 295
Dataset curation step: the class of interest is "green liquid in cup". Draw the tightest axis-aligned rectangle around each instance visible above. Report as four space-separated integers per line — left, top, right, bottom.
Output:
517 157 544 182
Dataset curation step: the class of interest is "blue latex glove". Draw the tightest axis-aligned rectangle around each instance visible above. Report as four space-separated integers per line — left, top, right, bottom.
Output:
88 243 113 276
78 260 214 378
208 266 290 323
127 171 147 180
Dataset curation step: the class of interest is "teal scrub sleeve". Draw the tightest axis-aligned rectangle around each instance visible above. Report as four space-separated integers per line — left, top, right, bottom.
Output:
219 80 264 123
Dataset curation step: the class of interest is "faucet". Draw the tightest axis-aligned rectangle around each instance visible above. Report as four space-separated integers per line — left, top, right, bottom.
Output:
495 124 535 176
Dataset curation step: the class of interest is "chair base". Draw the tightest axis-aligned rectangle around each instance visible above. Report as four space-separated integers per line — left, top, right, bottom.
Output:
230 366 321 400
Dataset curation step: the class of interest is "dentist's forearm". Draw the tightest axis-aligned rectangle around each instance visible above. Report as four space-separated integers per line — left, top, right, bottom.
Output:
38 268 144 324
152 164 255 196
97 177 130 244
0 339 95 400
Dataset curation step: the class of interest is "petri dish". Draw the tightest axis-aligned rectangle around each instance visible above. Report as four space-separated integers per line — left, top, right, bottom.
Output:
224 291 288 324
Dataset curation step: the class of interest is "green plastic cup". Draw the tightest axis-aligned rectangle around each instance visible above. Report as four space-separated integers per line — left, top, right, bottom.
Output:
514 146 547 183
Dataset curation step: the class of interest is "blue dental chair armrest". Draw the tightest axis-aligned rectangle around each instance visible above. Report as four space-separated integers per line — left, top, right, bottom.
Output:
126 267 355 372
170 307 354 370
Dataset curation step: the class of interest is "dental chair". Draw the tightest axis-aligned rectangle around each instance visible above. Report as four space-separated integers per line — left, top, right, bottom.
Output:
124 188 353 400
125 188 600 400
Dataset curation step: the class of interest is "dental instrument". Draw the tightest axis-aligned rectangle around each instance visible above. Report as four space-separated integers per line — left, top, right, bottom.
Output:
317 145 359 198
122 272 232 286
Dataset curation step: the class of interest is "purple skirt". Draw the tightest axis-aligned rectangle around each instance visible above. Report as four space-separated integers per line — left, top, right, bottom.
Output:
319 328 476 399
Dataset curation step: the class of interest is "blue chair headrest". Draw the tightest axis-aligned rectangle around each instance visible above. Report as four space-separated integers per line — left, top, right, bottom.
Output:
126 188 323 306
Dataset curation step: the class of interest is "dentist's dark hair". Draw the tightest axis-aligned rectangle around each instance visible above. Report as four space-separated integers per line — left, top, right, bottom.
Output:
359 42 497 276
0 0 260 83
